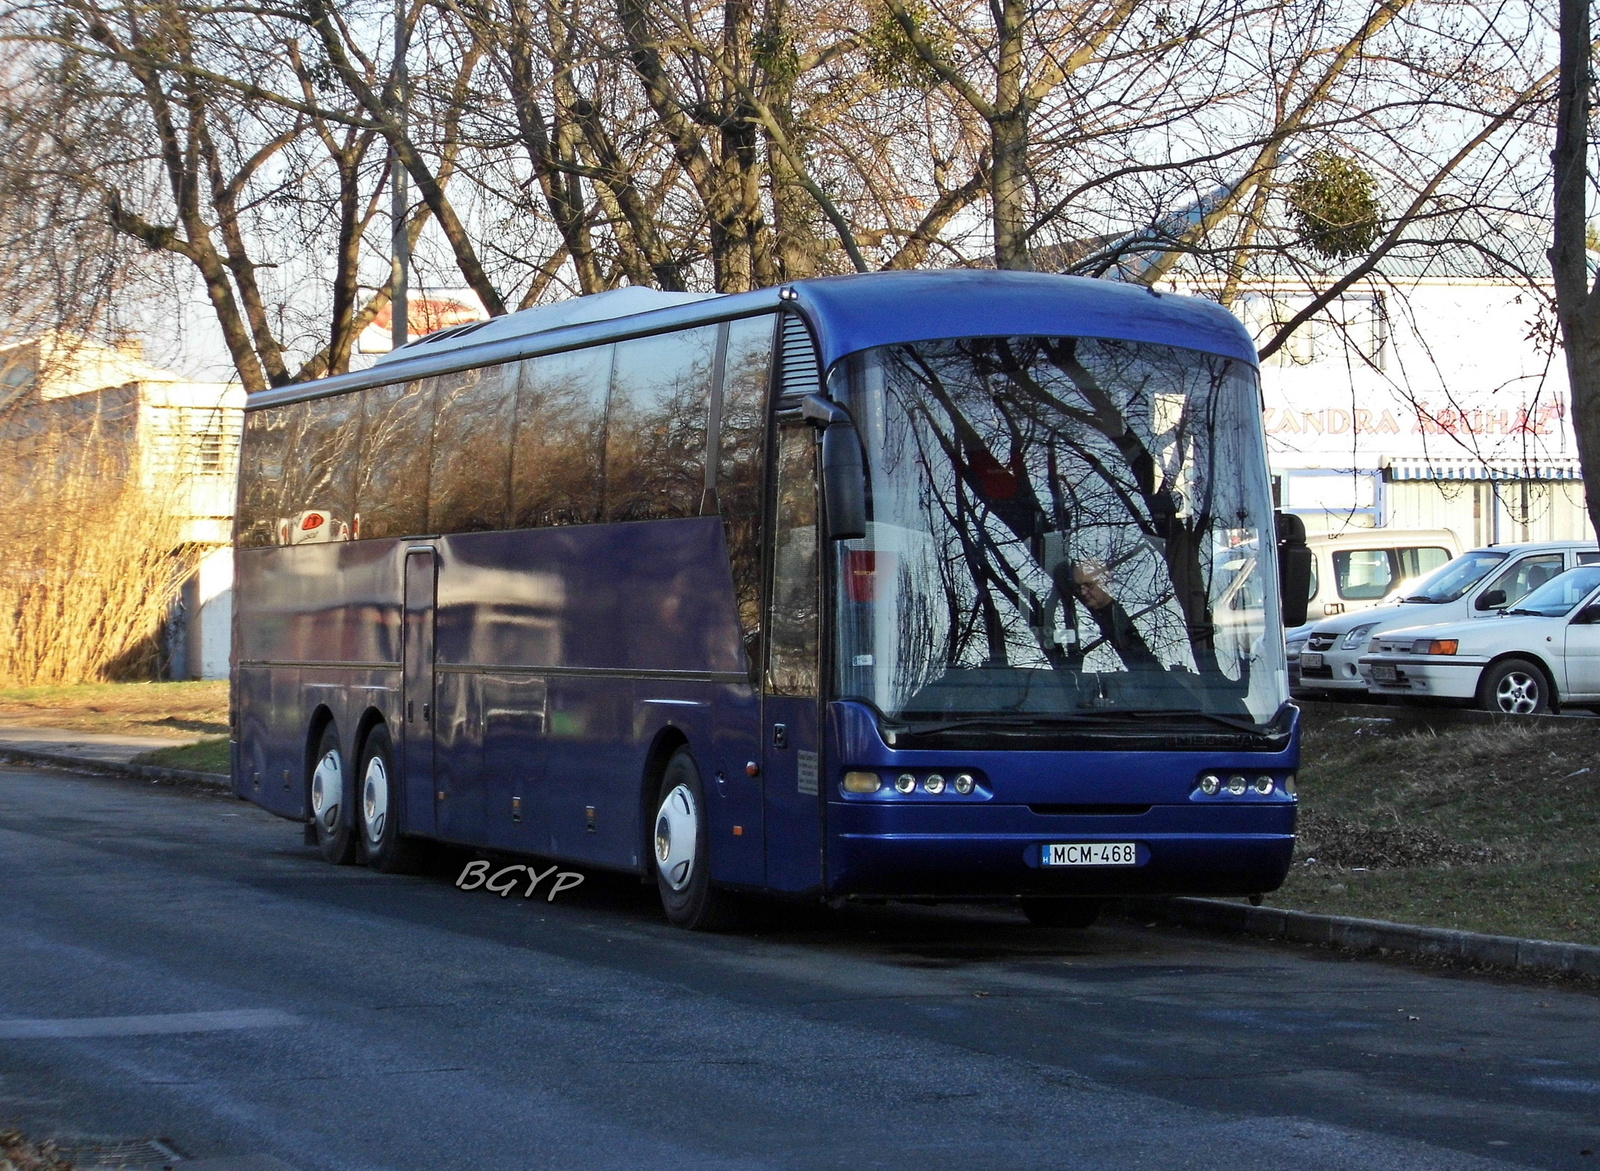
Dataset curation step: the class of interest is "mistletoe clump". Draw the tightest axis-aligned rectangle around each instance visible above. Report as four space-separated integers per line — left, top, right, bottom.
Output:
1288 150 1382 259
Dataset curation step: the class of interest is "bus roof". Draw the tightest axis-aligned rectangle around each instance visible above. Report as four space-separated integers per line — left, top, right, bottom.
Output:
247 270 1258 411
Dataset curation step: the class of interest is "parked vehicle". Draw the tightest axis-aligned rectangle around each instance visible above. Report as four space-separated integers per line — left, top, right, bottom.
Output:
1300 528 1460 621
1358 565 1600 713
1286 541 1600 698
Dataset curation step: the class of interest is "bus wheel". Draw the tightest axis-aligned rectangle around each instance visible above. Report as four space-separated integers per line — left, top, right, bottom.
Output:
1020 898 1101 929
653 748 737 931
358 725 424 874
310 723 356 865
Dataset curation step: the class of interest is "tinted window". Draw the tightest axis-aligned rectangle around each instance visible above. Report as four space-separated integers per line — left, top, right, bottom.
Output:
356 378 435 539
510 346 612 528
1397 545 1450 581
605 327 717 521
767 425 819 696
1484 554 1565 606
719 316 774 645
283 393 360 541
1333 549 1395 600
236 406 294 548
430 363 516 533
1509 566 1600 617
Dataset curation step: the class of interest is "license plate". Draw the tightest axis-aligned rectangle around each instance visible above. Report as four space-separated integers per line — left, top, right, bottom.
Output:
1373 664 1398 682
1042 842 1138 867
1299 651 1323 669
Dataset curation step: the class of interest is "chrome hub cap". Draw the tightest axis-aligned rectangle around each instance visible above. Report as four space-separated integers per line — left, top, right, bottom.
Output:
1494 670 1541 715
310 749 342 830
362 754 390 844
654 783 697 892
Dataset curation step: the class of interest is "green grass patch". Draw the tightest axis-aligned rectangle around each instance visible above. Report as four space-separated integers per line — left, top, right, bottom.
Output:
1266 715 1600 946
129 736 232 775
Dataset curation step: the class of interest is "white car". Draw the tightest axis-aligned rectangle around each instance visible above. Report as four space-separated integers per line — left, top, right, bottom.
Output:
1358 565 1600 714
1287 540 1600 697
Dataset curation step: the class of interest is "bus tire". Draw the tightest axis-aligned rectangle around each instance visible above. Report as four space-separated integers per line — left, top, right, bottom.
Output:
358 725 424 874
310 722 357 865
653 748 737 931
1020 898 1101 929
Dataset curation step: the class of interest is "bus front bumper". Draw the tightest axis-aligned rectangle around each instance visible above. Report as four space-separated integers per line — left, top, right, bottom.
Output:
825 802 1295 899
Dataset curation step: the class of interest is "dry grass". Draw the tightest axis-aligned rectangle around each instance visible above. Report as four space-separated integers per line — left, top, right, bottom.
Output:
1269 717 1600 945
0 1130 74 1171
0 680 227 736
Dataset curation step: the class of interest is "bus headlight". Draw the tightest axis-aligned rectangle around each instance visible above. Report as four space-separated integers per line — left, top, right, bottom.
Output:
953 773 975 795
894 773 917 794
1226 774 1247 796
1199 774 1221 795
923 774 946 794
843 771 881 794
1252 776 1274 795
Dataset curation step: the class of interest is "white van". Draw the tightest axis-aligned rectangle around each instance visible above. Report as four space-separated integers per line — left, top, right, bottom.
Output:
1288 540 1600 697
1303 528 1461 621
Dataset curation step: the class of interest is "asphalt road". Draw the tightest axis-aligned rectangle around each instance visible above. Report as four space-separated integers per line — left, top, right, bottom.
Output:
1 763 1596 1171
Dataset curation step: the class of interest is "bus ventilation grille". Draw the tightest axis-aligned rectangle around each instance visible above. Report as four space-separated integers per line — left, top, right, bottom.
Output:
778 314 821 399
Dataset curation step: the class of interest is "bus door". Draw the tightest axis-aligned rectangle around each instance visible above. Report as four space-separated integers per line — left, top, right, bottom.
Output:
763 424 823 892
402 547 438 837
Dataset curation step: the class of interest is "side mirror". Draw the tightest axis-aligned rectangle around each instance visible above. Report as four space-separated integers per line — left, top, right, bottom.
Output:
802 394 867 541
1275 511 1311 628
1475 588 1507 612
1575 604 1600 625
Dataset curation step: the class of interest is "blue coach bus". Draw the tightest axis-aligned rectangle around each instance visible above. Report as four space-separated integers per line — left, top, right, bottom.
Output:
232 270 1310 929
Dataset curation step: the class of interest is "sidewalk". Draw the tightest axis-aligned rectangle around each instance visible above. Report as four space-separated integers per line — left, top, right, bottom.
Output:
0 724 229 788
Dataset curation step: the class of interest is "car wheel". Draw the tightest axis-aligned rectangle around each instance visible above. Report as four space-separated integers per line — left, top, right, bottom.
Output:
358 725 425 874
1478 658 1550 716
1020 898 1102 929
310 723 357 865
653 748 738 931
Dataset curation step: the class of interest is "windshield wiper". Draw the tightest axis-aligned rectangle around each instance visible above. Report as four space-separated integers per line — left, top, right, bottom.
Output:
1112 709 1273 736
1401 594 1444 603
890 710 1273 738
1504 607 1542 617
886 714 1119 736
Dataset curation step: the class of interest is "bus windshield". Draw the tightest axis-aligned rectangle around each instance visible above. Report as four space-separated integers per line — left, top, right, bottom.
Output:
835 335 1286 728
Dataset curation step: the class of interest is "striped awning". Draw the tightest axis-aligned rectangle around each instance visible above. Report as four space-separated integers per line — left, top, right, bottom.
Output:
1383 457 1584 482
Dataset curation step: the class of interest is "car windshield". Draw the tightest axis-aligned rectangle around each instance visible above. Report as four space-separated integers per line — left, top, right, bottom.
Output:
834 335 1285 727
1504 566 1600 617
1399 550 1507 603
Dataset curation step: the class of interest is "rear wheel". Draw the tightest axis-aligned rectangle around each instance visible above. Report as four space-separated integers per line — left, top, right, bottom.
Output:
310 723 356 865
653 748 738 931
359 725 425 874
1020 898 1102 929
1477 658 1550 716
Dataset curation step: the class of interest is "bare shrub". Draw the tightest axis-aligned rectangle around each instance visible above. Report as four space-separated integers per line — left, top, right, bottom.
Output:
0 394 194 687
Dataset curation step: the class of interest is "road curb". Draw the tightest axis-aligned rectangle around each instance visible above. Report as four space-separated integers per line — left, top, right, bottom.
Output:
0 746 232 791
1119 896 1600 979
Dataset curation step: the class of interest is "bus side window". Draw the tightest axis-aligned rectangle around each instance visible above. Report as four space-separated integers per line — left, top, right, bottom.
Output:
285 393 360 540
767 426 820 697
605 326 717 522
511 345 612 528
357 378 436 540
237 405 296 548
719 315 775 658
429 363 515 533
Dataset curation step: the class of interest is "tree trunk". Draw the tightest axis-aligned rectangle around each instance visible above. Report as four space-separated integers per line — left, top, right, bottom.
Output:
1550 0 1600 541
